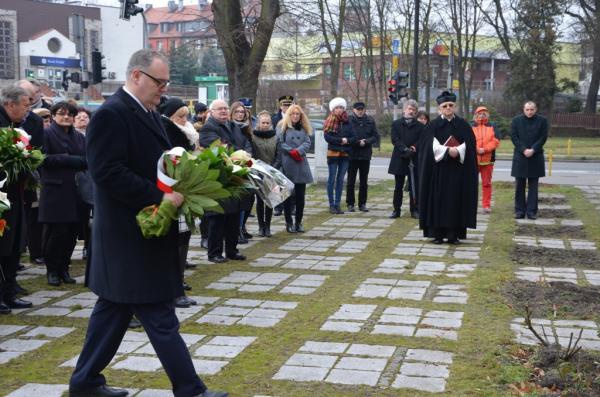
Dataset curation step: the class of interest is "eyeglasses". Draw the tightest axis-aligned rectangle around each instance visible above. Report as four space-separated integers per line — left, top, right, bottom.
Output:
55 111 74 117
139 70 170 89
440 103 455 108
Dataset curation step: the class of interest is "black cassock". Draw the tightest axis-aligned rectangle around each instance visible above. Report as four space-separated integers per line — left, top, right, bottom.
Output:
417 115 478 240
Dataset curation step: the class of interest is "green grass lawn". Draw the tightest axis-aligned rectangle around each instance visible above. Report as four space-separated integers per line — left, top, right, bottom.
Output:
375 137 600 159
1 181 599 396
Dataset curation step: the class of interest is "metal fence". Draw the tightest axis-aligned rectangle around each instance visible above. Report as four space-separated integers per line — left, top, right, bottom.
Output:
550 113 600 129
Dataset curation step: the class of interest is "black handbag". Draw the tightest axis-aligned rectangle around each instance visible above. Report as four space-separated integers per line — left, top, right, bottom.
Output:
75 170 94 206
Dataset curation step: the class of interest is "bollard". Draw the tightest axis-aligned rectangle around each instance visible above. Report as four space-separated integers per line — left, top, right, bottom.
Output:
548 149 553 176
567 138 572 157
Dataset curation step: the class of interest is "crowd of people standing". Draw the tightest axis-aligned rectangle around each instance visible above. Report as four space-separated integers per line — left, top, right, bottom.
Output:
0 47 550 397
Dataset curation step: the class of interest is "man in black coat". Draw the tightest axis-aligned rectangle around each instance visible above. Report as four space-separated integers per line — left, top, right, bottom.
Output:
271 95 293 129
0 86 35 314
510 101 548 220
345 102 379 212
418 91 478 244
69 50 226 397
387 99 423 219
199 99 251 263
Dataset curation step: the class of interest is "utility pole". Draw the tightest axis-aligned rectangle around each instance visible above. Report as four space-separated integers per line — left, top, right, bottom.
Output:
411 0 420 100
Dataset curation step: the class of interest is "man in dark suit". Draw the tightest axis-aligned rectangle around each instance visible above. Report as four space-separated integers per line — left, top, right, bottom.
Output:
0 86 35 314
510 101 548 220
199 99 251 263
68 50 226 397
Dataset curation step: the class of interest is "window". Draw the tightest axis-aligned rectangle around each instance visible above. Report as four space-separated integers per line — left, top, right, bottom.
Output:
160 23 169 33
148 23 158 32
0 20 14 79
361 66 371 79
324 64 332 78
343 64 355 81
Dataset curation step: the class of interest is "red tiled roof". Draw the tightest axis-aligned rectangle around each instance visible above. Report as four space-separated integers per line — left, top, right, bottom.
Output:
144 5 213 23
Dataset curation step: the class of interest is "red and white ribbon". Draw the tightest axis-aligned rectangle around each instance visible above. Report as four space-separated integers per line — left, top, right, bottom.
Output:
156 147 185 193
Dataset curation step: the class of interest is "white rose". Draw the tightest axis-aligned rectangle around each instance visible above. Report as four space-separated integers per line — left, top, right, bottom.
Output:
15 141 25 150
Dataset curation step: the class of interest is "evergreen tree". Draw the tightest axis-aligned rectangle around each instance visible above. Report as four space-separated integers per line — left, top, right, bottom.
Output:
199 48 227 76
168 44 201 85
504 0 562 113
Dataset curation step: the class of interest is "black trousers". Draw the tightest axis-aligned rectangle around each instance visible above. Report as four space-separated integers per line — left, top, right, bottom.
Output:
0 227 23 300
207 212 239 258
284 183 306 225
42 223 79 274
178 231 191 278
69 298 206 397
515 177 539 216
256 194 273 228
393 174 417 213
24 202 43 260
346 159 370 207
200 216 208 239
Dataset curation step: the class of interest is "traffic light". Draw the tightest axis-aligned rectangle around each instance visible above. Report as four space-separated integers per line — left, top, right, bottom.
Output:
388 76 398 104
397 71 409 99
91 50 105 84
120 0 144 20
62 70 69 91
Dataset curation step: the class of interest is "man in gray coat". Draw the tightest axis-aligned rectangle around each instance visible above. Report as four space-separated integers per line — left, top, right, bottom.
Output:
510 101 548 220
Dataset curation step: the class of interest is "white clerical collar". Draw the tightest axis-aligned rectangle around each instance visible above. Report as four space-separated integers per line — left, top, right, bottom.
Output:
122 85 150 113
441 114 455 121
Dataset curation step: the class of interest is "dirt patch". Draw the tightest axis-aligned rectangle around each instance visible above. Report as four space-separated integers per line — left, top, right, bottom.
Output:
540 209 577 218
502 280 600 318
505 344 600 396
515 225 588 239
511 245 600 268
538 197 569 205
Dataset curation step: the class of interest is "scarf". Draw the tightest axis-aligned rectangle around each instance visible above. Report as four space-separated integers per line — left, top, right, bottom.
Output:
323 111 349 134
176 121 199 146
253 129 276 139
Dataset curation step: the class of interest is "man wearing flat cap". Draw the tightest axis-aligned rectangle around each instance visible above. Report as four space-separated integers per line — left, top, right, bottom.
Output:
418 91 478 244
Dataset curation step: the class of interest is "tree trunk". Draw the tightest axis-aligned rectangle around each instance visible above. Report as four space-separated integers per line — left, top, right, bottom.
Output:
585 38 600 114
212 0 280 108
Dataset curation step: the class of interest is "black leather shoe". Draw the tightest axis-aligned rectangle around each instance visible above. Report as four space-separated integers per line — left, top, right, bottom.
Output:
335 206 344 214
174 296 191 308
432 238 443 244
227 253 246 261
447 238 460 245
128 318 142 329
389 210 400 219
0 299 11 314
195 390 229 397
329 206 337 214
359 205 369 212
185 261 197 269
17 263 25 271
286 223 297 233
60 271 76 284
410 211 419 219
183 282 192 291
527 213 537 220
208 256 228 263
47 271 61 286
295 223 305 233
264 226 272 237
14 281 28 295
347 204 355 212
69 384 129 397
6 297 33 309
238 231 248 244
242 228 253 239
515 213 525 219
258 226 266 237
200 238 208 249
33 257 45 265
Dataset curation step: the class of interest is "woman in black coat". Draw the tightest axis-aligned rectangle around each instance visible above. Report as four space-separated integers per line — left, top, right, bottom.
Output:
39 101 86 286
387 99 424 219
158 97 199 309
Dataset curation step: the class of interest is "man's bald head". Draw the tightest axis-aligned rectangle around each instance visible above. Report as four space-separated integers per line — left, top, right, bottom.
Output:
15 80 41 106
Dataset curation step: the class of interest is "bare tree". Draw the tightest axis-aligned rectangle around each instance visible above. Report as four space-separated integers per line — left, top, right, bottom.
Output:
212 0 281 105
566 0 600 113
437 0 483 114
316 0 348 97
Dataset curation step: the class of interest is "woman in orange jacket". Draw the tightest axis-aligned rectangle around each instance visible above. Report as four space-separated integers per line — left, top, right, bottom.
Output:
472 106 500 213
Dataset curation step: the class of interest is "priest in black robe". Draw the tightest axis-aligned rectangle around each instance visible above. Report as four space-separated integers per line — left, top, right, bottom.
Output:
417 91 478 244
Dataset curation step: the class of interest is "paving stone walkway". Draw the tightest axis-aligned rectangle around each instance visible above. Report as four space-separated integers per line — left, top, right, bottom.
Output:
513 235 597 250
373 259 477 278
206 271 328 295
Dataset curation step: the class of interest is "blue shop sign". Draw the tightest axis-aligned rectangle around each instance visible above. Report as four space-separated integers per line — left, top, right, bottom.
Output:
30 56 81 68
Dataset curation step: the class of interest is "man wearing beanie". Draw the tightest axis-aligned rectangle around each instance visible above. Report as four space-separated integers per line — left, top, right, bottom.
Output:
418 91 478 244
